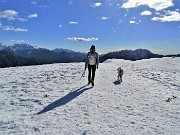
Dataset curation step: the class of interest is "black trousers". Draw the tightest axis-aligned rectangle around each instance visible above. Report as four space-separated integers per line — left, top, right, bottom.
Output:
88 64 96 82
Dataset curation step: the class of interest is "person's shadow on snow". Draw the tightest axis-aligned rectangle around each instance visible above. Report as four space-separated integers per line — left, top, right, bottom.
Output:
113 80 122 85
37 85 92 115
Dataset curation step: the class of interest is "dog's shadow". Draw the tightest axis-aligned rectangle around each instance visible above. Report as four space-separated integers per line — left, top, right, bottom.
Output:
37 85 92 115
113 80 122 85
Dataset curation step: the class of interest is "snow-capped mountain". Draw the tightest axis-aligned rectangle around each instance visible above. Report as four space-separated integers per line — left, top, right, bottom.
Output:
53 48 86 61
0 43 7 50
0 43 179 68
10 43 35 51
53 48 86 55
52 48 74 53
7 44 86 63
0 43 86 68
0 58 180 134
0 49 41 68
100 49 164 62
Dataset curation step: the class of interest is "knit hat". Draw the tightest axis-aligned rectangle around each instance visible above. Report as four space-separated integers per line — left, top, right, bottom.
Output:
90 45 95 50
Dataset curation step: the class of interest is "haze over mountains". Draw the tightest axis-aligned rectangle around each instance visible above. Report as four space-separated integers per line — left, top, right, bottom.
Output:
0 43 179 68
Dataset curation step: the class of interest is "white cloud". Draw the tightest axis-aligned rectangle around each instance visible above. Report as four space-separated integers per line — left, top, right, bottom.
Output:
101 16 109 20
0 10 27 21
31 1 48 9
121 0 174 11
151 11 180 22
155 12 161 15
66 37 98 42
95 2 102 7
10 40 25 43
0 10 18 20
0 23 28 32
28 13 38 18
141 11 152 16
18 18 27 21
90 2 102 8
130 20 138 24
129 21 135 23
0 10 37 21
3 26 28 32
59 25 62 28
69 22 78 24
31 1 37 5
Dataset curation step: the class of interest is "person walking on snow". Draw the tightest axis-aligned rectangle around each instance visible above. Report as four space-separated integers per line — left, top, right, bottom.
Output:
85 45 99 86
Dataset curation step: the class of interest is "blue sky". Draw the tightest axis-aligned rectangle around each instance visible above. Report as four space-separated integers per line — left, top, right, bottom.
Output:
0 0 180 54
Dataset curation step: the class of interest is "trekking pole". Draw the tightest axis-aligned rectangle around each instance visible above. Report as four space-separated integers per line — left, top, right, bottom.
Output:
80 69 86 79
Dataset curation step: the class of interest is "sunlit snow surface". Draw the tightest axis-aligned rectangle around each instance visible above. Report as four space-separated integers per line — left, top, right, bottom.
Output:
0 58 180 135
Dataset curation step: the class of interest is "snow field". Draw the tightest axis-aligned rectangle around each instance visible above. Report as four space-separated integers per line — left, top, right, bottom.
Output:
0 58 180 135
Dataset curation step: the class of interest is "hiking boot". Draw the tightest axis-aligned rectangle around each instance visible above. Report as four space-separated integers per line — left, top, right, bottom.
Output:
88 81 91 85
91 80 94 86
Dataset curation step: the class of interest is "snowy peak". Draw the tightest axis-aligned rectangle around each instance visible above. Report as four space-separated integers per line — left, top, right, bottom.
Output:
119 49 152 55
10 43 35 51
99 49 164 62
134 48 151 54
52 48 86 55
0 43 7 50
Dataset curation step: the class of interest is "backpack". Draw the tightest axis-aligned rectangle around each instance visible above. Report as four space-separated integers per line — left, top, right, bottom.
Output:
88 52 97 65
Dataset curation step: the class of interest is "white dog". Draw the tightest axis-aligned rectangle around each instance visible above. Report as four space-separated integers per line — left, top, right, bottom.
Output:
117 67 124 82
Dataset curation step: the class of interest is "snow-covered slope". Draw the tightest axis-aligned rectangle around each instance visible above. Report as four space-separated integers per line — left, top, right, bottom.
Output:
0 58 180 135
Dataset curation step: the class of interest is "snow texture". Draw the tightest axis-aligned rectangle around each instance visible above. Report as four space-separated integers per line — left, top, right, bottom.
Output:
0 58 180 135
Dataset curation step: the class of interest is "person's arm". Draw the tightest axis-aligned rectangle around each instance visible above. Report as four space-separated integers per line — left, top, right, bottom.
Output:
96 53 99 69
85 52 89 70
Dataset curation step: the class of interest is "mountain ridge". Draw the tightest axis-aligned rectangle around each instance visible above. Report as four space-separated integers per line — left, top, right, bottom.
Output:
0 43 87 68
0 43 179 68
99 49 165 62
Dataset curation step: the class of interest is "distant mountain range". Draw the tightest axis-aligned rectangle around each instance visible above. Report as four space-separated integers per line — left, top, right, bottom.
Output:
99 49 163 62
0 49 41 68
0 43 86 68
0 43 179 68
